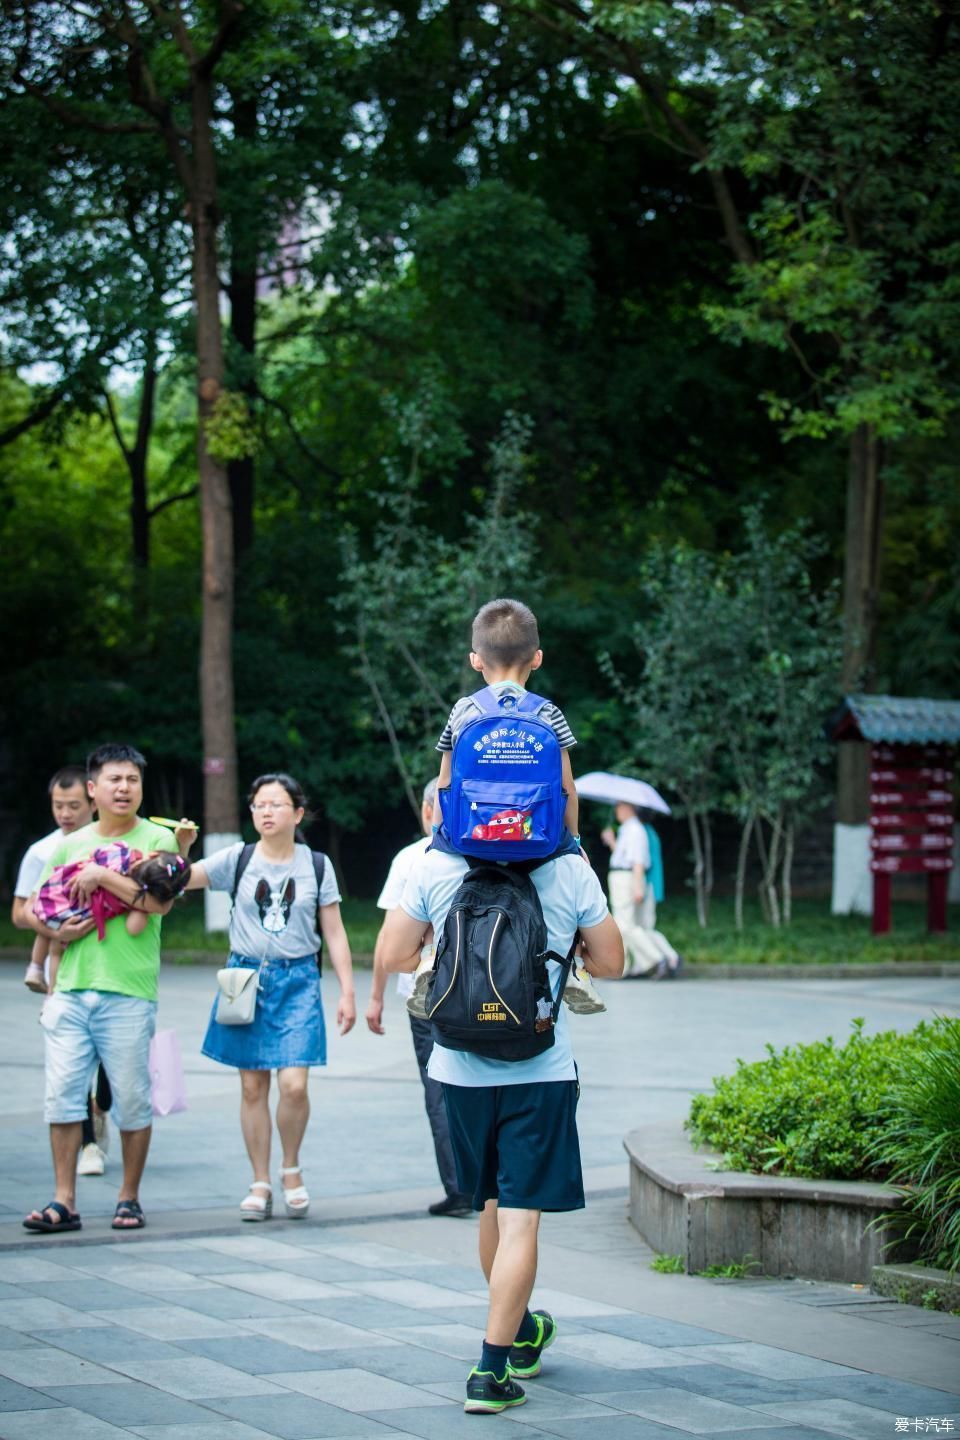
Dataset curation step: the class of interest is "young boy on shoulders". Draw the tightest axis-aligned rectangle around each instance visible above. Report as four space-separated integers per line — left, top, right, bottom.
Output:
436 597 579 843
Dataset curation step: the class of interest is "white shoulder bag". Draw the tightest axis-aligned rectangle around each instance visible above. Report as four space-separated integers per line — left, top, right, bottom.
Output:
215 965 261 1025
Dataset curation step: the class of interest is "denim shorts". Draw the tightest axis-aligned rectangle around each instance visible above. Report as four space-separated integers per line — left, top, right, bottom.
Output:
41 990 156 1131
442 1079 584 1212
201 953 326 1071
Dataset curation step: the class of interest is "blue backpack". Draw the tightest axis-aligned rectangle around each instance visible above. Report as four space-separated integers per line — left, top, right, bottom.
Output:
438 686 566 862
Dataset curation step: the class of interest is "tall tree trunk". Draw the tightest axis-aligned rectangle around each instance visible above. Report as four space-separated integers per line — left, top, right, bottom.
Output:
838 423 883 825
227 86 257 557
687 810 707 929
192 74 239 837
781 819 794 926
734 813 754 931
130 342 158 578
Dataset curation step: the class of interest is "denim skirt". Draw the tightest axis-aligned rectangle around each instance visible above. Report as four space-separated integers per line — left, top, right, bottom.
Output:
201 953 327 1070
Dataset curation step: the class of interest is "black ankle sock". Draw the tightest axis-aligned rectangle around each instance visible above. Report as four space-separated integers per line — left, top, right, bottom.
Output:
514 1309 538 1345
479 1340 512 1380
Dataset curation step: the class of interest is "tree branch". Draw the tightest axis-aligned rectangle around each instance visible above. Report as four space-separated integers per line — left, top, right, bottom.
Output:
196 0 245 78
148 484 198 518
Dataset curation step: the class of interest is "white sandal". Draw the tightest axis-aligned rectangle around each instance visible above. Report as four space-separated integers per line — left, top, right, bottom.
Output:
280 1165 309 1219
240 1180 272 1222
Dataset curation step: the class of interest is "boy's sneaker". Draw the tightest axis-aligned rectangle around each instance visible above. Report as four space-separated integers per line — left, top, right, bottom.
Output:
24 963 47 994
507 1309 557 1378
562 967 606 1015
464 1367 526 1413
405 970 432 1021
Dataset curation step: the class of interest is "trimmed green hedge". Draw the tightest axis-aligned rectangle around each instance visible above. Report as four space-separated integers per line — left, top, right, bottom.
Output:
686 1019 933 1179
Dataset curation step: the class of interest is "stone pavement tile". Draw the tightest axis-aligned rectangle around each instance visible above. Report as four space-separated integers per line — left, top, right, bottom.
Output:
382 1262 485 1290
0 1325 46 1350
555 1334 710 1371
206 1391 415 1437
360 1404 560 1440
847 1304 954 1327
0 1280 27 1300
670 1343 864 1381
246 1255 397 1285
594 1386 781 1433
128 1424 286 1440
697 1431 833 1440
521 1419 707 1440
25 1326 187 1364
90 1303 246 1339
99 1355 288 1398
23 1277 180 1309
350 1278 481 1310
237 1315 402 1352
308 1346 470 1386
798 1374 960 1412
0 1406 133 1439
0 1375 64 1411
174 1336 353 1374
38 1383 226 1426
375 1322 485 1360
508 1353 669 1395
310 1241 441 1270
751 1398 916 1439
0 1350 128 1387
609 1364 820 1405
521 1288 631 1320
68 1262 217 1294
0 1256 89 1283
264 1365 450 1410
5 1297 108 1330
920 1322 960 1341
295 1296 468 1330
212 1270 348 1302
136 1287 305 1320
577 1316 733 1347
185 1236 320 1264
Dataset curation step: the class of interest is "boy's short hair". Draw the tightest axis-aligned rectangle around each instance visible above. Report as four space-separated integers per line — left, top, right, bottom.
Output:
48 765 88 794
471 598 540 668
87 743 147 780
422 778 438 806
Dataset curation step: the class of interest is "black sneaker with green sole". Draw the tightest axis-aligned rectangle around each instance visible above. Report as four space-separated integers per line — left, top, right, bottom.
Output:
507 1310 557 1378
463 1367 527 1413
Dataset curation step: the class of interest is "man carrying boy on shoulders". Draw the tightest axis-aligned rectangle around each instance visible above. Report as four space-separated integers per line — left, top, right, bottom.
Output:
378 598 624 1415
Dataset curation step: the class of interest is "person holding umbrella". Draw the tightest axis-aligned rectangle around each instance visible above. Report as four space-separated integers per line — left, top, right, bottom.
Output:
576 774 682 981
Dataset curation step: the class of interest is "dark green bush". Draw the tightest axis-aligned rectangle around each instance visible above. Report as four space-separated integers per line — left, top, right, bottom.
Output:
868 1016 960 1274
686 1019 933 1179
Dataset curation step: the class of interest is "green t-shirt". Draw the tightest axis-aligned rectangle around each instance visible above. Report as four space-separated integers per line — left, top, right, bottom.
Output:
39 818 177 1002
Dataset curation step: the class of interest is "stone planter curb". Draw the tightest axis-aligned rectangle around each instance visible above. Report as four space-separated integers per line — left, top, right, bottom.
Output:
625 1123 914 1285
872 1262 960 1311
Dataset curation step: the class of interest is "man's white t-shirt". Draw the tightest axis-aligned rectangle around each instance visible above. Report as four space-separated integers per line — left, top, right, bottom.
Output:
400 849 608 1087
377 835 431 999
14 828 63 899
609 816 651 872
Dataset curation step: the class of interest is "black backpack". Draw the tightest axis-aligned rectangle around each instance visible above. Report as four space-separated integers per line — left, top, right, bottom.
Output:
425 860 577 1062
232 842 326 973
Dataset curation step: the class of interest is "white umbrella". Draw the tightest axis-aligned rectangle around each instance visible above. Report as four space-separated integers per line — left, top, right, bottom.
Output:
575 771 672 815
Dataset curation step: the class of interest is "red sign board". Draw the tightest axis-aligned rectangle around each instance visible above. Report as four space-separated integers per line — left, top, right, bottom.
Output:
871 854 954 874
871 832 953 852
870 768 953 785
871 790 953 808
870 811 953 830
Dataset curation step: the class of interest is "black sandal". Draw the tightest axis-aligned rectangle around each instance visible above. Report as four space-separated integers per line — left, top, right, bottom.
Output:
111 1198 146 1230
23 1200 82 1233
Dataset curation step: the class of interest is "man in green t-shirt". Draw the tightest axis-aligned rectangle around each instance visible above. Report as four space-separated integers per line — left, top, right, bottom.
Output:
23 743 192 1234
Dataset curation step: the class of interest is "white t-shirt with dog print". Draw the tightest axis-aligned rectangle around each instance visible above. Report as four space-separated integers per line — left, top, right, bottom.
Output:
203 842 340 961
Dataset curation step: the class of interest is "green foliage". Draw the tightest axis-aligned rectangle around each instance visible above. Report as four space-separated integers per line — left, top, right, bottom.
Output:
697 1257 760 1280
687 1019 934 1179
650 1254 685 1274
868 1017 960 1274
204 391 259 465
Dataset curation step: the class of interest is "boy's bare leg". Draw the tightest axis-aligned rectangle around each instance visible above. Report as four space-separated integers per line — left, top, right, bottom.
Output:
479 1200 540 1345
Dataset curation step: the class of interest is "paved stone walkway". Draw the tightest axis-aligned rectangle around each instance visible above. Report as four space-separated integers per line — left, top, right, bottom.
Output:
1 964 959 1437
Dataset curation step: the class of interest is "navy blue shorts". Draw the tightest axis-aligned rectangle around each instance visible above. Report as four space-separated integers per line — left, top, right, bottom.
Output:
442 1080 584 1213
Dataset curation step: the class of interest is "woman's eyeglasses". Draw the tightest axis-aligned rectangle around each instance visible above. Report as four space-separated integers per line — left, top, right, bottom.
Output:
250 802 294 813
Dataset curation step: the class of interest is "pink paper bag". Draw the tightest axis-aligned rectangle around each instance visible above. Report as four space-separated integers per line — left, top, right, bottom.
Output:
149 1028 188 1117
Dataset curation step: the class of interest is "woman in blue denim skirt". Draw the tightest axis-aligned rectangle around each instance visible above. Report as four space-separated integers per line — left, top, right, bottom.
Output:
187 774 356 1220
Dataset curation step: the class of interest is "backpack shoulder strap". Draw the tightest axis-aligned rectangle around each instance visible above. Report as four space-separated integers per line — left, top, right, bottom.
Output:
311 849 326 905
231 842 256 903
469 685 503 717
516 690 549 715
